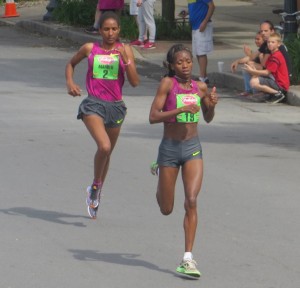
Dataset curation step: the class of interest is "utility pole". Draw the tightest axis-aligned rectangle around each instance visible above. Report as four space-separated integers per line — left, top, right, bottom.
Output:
283 0 298 35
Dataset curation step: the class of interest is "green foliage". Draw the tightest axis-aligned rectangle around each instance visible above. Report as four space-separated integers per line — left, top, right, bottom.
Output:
155 18 191 40
51 0 191 40
120 15 139 41
53 0 97 26
285 36 300 85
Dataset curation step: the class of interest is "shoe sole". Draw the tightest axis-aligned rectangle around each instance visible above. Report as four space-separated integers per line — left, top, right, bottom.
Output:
176 269 201 279
87 206 97 219
143 47 156 49
270 95 285 104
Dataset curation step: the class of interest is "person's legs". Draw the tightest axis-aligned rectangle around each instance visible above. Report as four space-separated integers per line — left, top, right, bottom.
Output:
196 54 208 80
250 76 278 94
192 23 213 82
181 159 203 253
83 115 121 184
242 69 252 94
141 0 156 43
175 158 203 277
137 6 146 42
85 2 102 33
93 9 101 29
156 166 180 215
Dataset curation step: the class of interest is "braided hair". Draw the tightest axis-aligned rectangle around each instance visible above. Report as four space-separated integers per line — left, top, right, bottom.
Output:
163 44 193 77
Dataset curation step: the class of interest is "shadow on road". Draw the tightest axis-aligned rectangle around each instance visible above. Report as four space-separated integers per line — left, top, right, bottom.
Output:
68 250 182 277
0 206 88 227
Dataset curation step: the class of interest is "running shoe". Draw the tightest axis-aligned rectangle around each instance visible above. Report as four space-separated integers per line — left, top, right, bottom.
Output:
143 42 156 49
85 26 98 34
176 259 201 278
150 161 159 176
86 185 100 209
266 91 285 104
130 39 144 47
199 77 209 84
87 205 98 220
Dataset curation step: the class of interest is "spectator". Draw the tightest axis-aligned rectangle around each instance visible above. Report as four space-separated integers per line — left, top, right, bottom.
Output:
187 0 215 84
243 32 290 104
85 0 124 34
129 0 147 42
130 0 156 49
231 32 264 96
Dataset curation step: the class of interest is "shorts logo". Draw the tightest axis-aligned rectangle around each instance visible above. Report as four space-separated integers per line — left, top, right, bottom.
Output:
192 151 200 156
116 119 124 124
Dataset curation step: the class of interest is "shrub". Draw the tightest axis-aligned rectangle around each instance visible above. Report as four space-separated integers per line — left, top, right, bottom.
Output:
285 36 300 85
53 0 97 26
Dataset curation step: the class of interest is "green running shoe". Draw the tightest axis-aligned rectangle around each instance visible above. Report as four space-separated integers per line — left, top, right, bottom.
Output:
150 161 159 175
176 259 201 279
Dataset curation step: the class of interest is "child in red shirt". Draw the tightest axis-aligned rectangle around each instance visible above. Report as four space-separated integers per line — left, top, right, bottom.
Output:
243 32 290 104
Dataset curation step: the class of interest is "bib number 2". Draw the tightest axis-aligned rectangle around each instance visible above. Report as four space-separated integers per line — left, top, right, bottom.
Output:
93 54 119 80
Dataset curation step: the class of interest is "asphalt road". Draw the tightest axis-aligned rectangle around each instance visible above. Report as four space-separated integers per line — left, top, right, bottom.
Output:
0 24 300 288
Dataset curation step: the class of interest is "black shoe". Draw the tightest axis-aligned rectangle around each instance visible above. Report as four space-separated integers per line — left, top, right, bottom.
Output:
199 77 209 84
266 91 285 104
85 26 98 34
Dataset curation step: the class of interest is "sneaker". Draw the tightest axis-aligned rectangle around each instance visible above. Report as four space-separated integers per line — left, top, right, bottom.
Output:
176 259 201 278
85 26 98 34
87 205 98 220
266 91 285 104
150 161 159 176
130 39 144 47
86 185 100 209
143 42 156 49
199 77 209 84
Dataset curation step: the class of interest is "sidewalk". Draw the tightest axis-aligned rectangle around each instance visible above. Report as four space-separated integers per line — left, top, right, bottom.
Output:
1 0 300 106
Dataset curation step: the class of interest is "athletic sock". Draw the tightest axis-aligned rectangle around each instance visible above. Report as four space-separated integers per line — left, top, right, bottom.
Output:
183 252 193 261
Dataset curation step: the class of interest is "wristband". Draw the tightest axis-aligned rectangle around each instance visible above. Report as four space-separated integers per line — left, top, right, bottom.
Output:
124 60 131 66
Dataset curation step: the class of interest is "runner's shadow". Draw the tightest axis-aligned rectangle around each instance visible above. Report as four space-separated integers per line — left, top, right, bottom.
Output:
0 207 88 227
69 250 178 277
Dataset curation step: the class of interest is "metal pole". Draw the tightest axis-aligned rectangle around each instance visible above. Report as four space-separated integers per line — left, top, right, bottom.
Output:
284 0 297 34
43 0 57 21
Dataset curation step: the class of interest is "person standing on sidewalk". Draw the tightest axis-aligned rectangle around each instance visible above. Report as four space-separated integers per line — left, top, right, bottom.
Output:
188 0 215 84
130 0 156 49
85 0 124 34
130 0 148 42
149 44 218 278
66 12 139 219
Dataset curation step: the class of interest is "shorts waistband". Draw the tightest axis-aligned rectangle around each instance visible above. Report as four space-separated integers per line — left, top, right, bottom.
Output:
87 95 124 104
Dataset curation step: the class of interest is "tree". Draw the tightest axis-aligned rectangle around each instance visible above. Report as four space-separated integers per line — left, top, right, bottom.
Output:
162 0 175 23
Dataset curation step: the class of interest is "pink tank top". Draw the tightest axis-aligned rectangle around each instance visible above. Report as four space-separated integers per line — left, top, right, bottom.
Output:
163 77 201 123
86 42 126 102
100 0 124 10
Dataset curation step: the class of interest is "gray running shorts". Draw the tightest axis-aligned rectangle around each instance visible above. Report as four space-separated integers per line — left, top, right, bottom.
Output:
77 96 127 128
157 137 203 168
258 76 280 91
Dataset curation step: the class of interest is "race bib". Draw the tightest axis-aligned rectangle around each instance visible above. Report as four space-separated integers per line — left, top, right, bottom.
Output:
93 54 119 80
176 94 201 123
